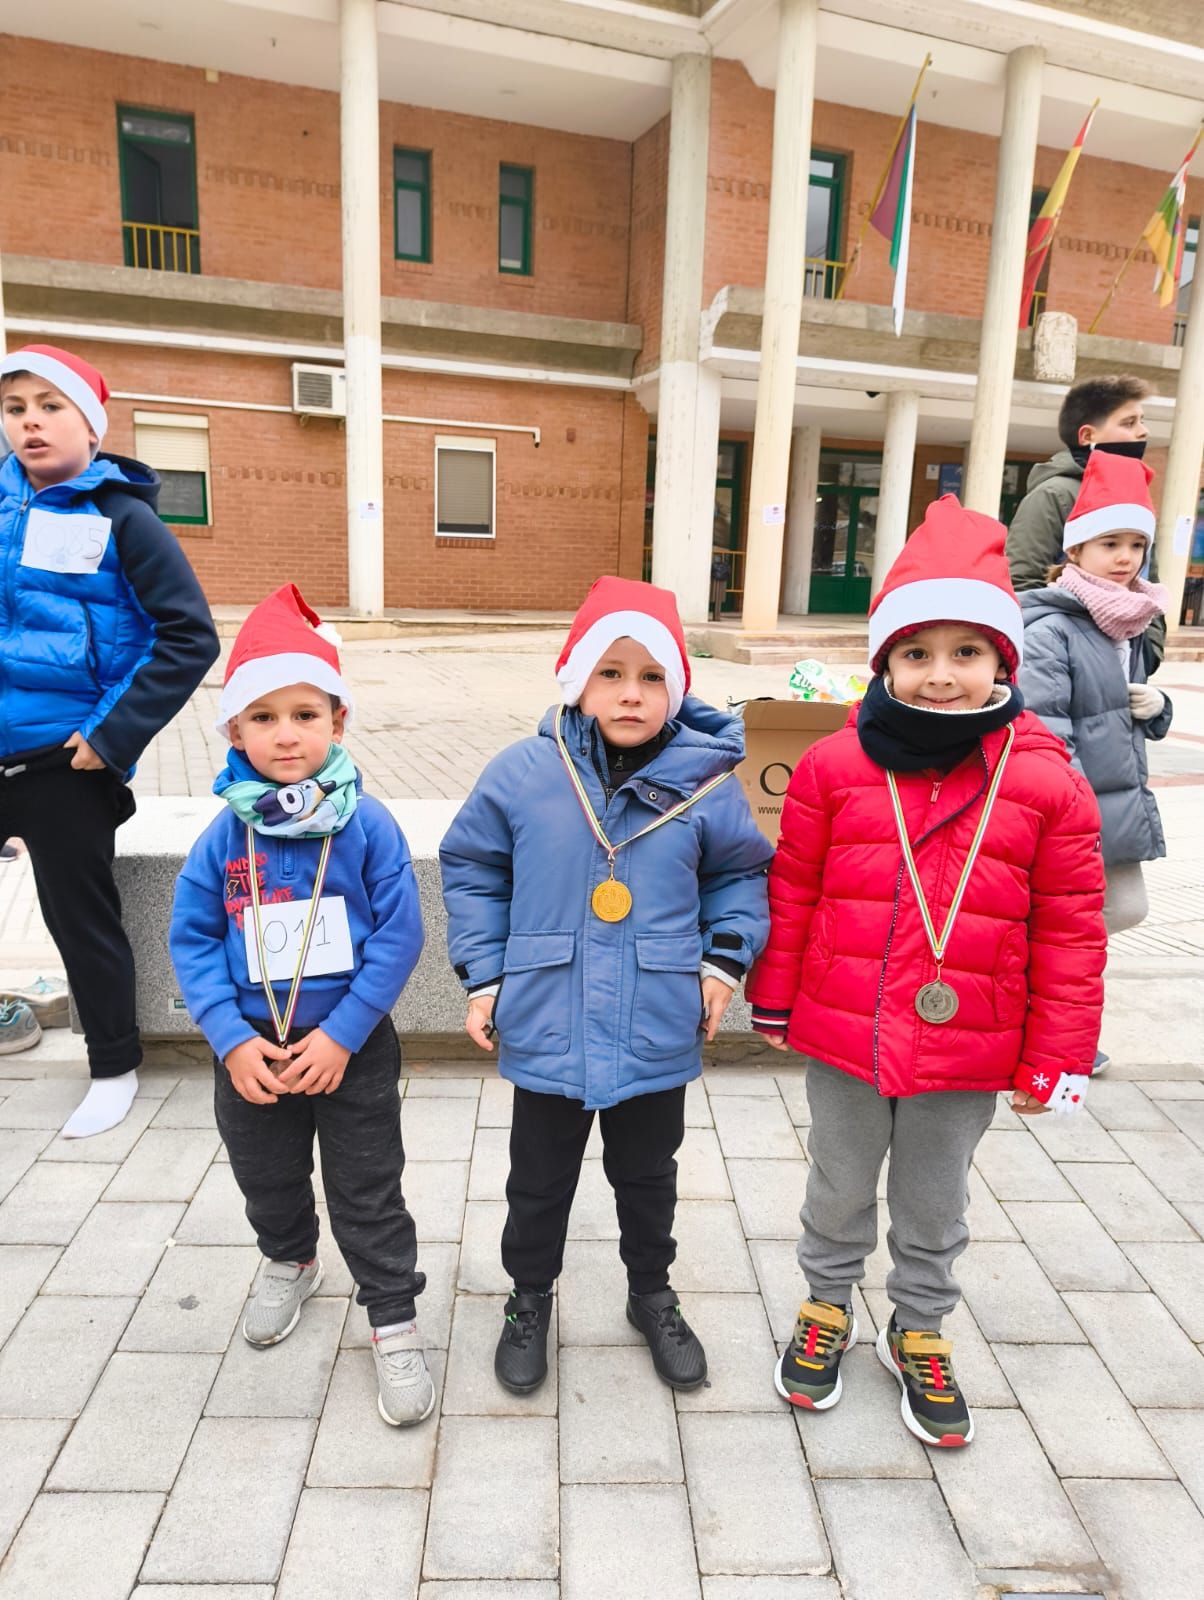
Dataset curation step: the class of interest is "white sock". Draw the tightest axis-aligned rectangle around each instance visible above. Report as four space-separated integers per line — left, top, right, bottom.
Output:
374 1319 417 1339
61 1070 139 1139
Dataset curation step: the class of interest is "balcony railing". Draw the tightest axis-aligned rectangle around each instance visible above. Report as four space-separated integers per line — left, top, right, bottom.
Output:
804 256 845 300
1173 316 1188 348
123 221 201 274
641 543 746 615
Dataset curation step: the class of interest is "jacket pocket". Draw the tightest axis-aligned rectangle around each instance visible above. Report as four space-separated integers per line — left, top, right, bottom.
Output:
992 924 1028 1027
799 900 837 999
631 932 706 1062
494 931 575 1057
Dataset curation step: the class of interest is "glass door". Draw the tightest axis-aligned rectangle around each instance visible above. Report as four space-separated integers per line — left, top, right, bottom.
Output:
810 453 881 613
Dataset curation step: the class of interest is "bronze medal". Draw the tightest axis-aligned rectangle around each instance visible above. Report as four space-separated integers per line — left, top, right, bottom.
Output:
915 979 959 1025
592 878 633 922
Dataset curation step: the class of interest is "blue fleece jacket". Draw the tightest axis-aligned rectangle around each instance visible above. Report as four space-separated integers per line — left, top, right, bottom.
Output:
170 772 423 1060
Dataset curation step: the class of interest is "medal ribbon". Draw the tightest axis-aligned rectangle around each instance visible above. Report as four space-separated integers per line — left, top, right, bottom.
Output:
245 824 334 1045
553 705 731 873
884 723 1016 972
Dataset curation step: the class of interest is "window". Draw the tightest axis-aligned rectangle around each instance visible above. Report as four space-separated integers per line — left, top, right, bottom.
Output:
1175 217 1198 347
134 412 210 526
117 107 200 273
435 437 495 539
805 152 846 299
394 148 431 262
499 165 533 275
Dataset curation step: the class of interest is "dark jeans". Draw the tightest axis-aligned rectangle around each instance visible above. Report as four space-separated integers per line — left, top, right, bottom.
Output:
0 745 139 1078
215 1017 425 1326
502 1082 686 1296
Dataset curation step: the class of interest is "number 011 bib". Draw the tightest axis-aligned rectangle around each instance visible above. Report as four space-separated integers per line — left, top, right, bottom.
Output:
243 894 354 984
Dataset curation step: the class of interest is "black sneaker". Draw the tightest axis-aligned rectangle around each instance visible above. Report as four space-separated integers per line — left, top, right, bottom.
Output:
876 1316 974 1447
494 1290 553 1394
626 1288 707 1390
774 1300 857 1410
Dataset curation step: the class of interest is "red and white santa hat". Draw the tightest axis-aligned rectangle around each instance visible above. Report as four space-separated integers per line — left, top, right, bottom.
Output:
556 575 690 718
1063 450 1156 551
868 495 1024 675
217 584 352 734
0 345 109 445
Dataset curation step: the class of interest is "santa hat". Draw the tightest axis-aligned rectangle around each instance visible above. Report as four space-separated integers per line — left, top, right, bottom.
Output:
556 576 689 718
1063 450 1156 551
217 584 352 734
868 496 1024 675
0 345 109 444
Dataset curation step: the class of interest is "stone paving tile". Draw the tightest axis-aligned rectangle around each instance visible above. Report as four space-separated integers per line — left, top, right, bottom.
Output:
467 1127 511 1201
420 1587 558 1600
726 1158 806 1238
0 1128 52 1204
401 1097 479 1162
404 1076 481 1098
0 1076 87 1129
1086 1078 1173 1130
306 1347 445 1488
312 1202 355 1296
965 1165 1019 1240
42 1201 184 1297
971 1130 1076 1201
1062 1291 1204 1405
1139 1410 1204 1515
1122 1241 1204 1339
683 1076 712 1127
930 1407 1097 1568
104 1128 221 1202
993 1343 1172 1477
120 1244 258 1353
1115 1129 1204 1203
750 1240 870 1347
1143 1080 1204 1100
955 1240 1086 1342
774 1071 811 1127
676 1126 733 1199
0 1293 134 1418
557 1239 641 1346
205 1294 345 1418
476 1076 514 1127
863 1291 1017 1409
424 1416 558 1580
173 1160 252 1244
0 1418 70 1553
816 1480 975 1600
0 1243 59 1346
0 1490 163 1600
1173 1200 1204 1238
703 1069 782 1097
710 1094 804 1159
1161 1098 1204 1151
561 1482 701 1600
0 1160 117 1244
131 1589 274 1599
1026 1108 1126 1163
1002 1200 1146 1292
680 1413 828 1574
142 1416 316 1584
671 1200 758 1293
40 1096 159 1163
1067 1478 1204 1600
560 1344 681 1482
674 1292 780 1413
342 1241 458 1352
702 1584 841 1600
457 1201 510 1291
151 1077 218 1129
276 1487 427 1599
1061 1159 1199 1241
48 1350 219 1490
564 1159 619 1240
794 1345 932 1480
988 1093 1025 1129
443 1293 557 1417
405 1161 470 1242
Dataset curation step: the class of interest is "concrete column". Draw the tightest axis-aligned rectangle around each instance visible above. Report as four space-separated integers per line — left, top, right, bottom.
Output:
872 389 920 594
963 45 1044 517
340 0 385 614
651 53 712 622
0 244 7 355
741 0 820 631
1156 284 1204 632
781 426 822 614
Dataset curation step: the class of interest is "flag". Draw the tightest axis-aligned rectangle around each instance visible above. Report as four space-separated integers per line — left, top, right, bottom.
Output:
1143 131 1202 308
871 104 916 337
1019 103 1097 328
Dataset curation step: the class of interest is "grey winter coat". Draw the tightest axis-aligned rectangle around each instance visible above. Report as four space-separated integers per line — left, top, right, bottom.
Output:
1019 587 1172 866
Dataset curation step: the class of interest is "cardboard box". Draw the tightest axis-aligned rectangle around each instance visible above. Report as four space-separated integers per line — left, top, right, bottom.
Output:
737 698 850 845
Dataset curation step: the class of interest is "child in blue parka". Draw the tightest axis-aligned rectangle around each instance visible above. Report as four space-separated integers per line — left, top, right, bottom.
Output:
440 577 771 1396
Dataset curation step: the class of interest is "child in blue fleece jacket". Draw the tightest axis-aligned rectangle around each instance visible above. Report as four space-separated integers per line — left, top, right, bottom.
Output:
170 585 433 1428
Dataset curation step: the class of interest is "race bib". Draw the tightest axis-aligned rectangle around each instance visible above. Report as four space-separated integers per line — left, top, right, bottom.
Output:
21 509 112 575
243 894 355 984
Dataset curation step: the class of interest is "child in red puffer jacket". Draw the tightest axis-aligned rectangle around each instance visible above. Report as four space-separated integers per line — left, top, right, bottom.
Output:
746 496 1106 1450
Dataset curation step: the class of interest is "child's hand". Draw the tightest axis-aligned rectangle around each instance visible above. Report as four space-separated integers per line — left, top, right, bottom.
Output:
466 994 496 1052
63 732 105 771
701 976 736 1043
225 1036 293 1104
1010 1089 1050 1117
760 1034 790 1052
279 1028 351 1095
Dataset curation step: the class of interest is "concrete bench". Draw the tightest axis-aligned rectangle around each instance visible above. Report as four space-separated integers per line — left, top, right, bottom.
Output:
116 798 755 1042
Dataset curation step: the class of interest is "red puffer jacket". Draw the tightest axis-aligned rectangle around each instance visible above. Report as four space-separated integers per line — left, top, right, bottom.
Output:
745 709 1106 1098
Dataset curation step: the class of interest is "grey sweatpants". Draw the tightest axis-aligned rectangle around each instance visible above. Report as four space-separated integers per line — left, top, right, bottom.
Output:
800 1060 996 1331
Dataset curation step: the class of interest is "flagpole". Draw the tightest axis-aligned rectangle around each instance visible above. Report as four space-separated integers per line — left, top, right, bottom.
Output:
836 52 931 300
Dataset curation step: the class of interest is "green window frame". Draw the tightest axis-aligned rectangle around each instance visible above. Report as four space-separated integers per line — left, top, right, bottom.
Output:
806 151 846 298
394 148 432 263
499 164 533 276
116 105 200 273
157 471 209 527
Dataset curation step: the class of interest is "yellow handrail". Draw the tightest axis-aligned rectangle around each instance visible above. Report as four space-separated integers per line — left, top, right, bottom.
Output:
804 256 846 300
123 221 200 273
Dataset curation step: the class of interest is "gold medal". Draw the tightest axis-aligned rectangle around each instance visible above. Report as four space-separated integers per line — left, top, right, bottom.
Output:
915 979 959 1025
592 877 633 922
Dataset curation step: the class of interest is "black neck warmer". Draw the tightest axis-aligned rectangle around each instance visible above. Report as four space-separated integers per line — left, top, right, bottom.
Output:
857 675 1024 773
1070 438 1148 469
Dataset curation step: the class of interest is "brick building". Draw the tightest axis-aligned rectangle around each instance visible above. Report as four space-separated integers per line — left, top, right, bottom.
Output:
2 1 1202 626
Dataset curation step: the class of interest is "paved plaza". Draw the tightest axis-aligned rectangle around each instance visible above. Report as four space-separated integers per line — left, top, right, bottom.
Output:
1 641 1203 1598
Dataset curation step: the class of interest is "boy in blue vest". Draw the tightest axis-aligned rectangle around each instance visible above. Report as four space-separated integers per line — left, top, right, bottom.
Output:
0 344 219 1135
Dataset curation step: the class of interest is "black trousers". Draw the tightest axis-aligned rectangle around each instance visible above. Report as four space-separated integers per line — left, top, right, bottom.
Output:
502 1082 686 1296
0 746 140 1079
214 1017 425 1326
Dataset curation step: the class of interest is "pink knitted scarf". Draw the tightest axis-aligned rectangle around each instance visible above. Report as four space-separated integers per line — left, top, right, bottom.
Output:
1055 562 1169 641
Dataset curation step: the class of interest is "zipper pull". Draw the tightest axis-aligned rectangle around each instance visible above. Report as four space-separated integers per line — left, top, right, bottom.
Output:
929 779 942 804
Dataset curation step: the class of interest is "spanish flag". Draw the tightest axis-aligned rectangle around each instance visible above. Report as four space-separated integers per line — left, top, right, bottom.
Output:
1142 130 1202 309
1018 103 1097 329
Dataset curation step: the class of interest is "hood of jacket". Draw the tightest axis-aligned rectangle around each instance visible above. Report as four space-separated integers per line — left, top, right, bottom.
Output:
1025 449 1083 494
1019 586 1090 628
0 449 160 508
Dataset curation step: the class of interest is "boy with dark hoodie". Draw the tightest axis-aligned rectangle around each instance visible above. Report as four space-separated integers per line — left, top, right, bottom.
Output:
0 344 219 1137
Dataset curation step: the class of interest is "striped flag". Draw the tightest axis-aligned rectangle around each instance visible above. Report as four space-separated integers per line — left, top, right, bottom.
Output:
1143 130 1202 308
870 104 917 337
1019 103 1097 328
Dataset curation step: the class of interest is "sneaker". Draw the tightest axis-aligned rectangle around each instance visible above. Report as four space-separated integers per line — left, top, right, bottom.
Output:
0 975 69 1029
242 1258 323 1346
626 1288 707 1390
774 1300 857 1410
494 1289 554 1394
0 1000 41 1056
876 1318 974 1447
372 1326 436 1426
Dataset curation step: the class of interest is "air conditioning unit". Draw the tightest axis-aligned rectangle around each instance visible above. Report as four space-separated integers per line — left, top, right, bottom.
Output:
291 364 347 418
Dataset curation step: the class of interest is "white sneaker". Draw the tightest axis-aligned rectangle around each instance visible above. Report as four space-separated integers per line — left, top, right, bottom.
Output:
242 1258 323 1346
372 1326 436 1426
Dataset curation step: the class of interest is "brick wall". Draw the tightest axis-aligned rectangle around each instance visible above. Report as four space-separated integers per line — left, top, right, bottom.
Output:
628 115 669 372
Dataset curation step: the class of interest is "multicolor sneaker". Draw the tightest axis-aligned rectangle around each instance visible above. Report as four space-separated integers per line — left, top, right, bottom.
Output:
876 1318 974 1447
242 1258 323 1346
0 999 41 1055
774 1300 858 1410
1 975 69 1028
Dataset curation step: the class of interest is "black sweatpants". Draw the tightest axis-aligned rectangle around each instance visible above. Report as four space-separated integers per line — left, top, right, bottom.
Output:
215 1017 425 1326
0 746 140 1079
502 1082 686 1296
